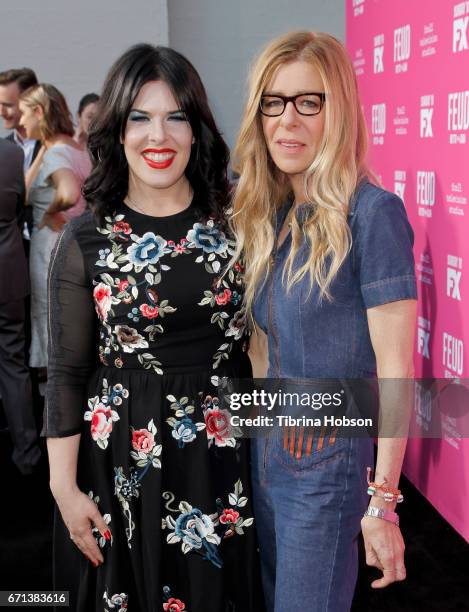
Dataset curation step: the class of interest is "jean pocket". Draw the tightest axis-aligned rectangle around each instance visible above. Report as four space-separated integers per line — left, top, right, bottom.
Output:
271 425 350 472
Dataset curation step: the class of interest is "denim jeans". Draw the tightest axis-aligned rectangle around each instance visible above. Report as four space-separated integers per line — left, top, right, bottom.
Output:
251 433 373 611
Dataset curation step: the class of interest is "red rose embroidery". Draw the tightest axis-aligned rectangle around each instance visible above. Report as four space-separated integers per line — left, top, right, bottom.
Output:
220 508 240 524
93 283 112 322
131 428 155 452
204 407 231 445
90 404 113 441
113 221 132 234
119 279 129 292
163 599 185 611
215 288 232 306
139 304 159 319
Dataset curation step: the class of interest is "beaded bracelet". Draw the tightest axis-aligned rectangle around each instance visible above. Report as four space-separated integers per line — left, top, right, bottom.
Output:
367 486 404 503
366 466 402 498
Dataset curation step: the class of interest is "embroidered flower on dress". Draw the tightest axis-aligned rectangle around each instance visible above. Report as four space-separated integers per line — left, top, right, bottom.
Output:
225 310 247 341
165 502 222 567
171 416 198 446
93 282 113 322
127 232 168 267
112 221 132 235
103 590 128 611
186 222 227 254
163 598 186 611
114 325 149 353
131 428 155 452
166 395 206 447
215 288 232 306
139 303 159 319
162 586 186 612
202 395 237 448
84 401 119 449
219 508 240 525
130 419 162 469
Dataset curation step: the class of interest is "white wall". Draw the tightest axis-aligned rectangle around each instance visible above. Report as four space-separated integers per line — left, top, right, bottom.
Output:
1 0 168 136
1 1 345 148
168 0 345 149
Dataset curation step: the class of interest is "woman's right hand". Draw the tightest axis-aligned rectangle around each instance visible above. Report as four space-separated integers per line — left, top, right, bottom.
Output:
53 486 111 567
38 211 66 232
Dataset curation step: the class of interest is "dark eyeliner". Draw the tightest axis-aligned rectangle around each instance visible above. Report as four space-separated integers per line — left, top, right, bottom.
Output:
168 110 188 121
128 110 149 121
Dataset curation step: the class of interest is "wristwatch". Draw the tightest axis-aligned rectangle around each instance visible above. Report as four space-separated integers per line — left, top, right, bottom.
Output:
364 505 399 526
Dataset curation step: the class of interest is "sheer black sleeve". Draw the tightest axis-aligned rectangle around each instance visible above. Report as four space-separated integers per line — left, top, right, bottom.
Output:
42 223 97 437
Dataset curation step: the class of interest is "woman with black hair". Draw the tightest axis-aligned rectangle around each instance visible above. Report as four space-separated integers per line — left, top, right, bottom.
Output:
44 44 260 612
74 92 100 149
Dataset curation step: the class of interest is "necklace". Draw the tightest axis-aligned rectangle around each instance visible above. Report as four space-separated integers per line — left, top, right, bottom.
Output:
124 189 193 217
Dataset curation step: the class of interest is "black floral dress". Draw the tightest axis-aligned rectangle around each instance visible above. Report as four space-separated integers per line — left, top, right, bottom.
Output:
44 199 262 612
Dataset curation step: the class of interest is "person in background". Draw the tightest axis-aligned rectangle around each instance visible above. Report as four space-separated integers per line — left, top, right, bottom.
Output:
74 93 99 149
0 138 40 474
0 68 40 244
0 68 40 172
232 31 416 611
19 83 91 375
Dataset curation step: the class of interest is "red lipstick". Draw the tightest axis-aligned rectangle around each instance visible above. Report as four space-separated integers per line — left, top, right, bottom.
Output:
142 148 176 169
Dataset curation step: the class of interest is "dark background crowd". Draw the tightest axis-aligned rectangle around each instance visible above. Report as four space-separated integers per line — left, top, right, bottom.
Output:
0 67 98 476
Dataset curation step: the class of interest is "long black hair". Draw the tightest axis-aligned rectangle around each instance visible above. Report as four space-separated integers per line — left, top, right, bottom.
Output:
83 44 230 223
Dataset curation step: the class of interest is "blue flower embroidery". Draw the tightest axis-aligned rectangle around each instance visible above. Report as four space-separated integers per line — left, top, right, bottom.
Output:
186 223 227 254
127 232 167 267
172 416 198 447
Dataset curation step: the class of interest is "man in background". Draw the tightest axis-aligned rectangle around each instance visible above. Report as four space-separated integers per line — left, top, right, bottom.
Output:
0 138 40 474
0 68 40 244
0 68 40 172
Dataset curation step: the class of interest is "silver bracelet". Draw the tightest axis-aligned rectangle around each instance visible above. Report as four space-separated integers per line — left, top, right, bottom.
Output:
364 505 399 526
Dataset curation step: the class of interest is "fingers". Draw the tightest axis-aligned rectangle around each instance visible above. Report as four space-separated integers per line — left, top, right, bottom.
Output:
364 546 383 570
369 544 406 588
371 567 396 589
69 506 110 567
70 526 103 567
90 506 112 543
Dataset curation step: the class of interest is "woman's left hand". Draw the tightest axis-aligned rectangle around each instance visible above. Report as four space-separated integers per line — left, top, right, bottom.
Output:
361 515 406 588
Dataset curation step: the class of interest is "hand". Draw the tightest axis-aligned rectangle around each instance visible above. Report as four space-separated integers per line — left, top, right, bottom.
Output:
361 515 406 588
53 486 111 567
38 211 66 232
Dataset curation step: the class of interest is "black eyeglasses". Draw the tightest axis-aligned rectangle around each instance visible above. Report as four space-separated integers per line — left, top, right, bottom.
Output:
259 92 326 117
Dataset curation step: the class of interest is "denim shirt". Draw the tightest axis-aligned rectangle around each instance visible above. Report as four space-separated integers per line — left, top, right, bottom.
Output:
252 181 417 378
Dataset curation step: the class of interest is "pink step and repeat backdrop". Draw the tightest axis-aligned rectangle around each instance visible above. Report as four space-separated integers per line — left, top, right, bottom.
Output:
347 0 469 541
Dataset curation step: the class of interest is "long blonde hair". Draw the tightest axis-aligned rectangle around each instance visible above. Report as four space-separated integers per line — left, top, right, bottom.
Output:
20 83 74 141
231 31 371 315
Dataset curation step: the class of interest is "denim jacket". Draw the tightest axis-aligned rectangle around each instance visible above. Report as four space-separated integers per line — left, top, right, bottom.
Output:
252 181 417 378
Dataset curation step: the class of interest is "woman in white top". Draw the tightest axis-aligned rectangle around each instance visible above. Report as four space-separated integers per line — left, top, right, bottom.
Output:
19 83 91 370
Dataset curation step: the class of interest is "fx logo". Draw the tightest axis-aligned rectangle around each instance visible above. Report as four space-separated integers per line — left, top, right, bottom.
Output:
417 328 430 359
447 267 462 300
420 108 434 137
374 46 384 73
453 16 469 52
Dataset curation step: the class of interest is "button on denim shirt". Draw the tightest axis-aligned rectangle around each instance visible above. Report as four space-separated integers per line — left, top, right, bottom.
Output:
253 181 417 378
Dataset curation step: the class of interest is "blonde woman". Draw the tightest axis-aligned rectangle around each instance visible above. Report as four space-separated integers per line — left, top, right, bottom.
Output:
19 84 91 371
232 32 417 610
